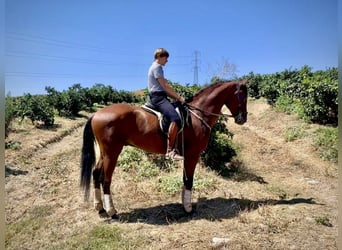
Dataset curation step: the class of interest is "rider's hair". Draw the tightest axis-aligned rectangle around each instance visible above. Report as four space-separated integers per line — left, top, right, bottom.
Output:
154 48 169 59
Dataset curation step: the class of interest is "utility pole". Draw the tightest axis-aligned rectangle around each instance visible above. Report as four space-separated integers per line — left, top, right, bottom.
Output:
193 50 199 85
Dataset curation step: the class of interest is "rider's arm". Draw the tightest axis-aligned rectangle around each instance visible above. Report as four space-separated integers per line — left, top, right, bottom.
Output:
157 77 185 103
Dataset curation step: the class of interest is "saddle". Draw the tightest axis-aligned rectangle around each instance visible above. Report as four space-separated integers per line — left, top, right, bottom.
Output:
141 99 190 134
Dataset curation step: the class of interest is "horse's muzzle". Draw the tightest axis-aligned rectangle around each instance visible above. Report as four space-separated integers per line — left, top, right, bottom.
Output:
234 112 247 125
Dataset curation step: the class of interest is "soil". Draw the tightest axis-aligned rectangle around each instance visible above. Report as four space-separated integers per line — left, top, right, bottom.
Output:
5 99 338 249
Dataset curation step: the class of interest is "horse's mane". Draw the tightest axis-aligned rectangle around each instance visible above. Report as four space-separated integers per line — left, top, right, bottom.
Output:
187 80 247 102
186 82 224 102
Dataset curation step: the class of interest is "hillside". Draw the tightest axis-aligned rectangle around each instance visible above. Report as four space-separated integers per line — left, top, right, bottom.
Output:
5 98 337 249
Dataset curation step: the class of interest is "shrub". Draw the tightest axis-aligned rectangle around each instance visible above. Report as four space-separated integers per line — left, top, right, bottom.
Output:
259 74 280 105
5 95 18 137
19 94 55 127
244 66 338 125
275 96 306 119
201 116 237 174
63 84 87 116
314 127 337 162
245 72 262 98
300 77 337 125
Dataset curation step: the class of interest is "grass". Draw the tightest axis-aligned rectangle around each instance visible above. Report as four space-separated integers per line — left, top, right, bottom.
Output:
82 225 149 250
156 165 218 195
275 96 306 119
313 127 337 162
6 217 46 247
265 185 287 199
6 205 54 248
53 225 150 250
193 173 217 191
315 215 333 227
5 140 22 150
157 173 183 195
275 96 337 162
282 121 337 163
118 147 178 181
284 124 307 142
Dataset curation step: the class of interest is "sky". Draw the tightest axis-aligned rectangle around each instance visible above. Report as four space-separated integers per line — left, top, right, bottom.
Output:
5 0 337 96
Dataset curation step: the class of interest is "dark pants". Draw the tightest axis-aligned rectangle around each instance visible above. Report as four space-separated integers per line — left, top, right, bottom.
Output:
150 93 181 127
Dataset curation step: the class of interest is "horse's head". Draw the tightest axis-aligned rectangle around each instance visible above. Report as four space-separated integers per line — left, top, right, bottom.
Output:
226 80 248 125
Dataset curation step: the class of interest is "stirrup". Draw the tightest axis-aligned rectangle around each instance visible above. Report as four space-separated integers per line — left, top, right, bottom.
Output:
165 149 184 161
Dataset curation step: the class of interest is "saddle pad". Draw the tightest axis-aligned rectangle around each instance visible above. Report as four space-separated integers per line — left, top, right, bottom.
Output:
141 104 184 134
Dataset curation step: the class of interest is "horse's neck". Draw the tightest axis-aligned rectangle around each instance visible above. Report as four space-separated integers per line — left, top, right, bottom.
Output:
190 83 232 126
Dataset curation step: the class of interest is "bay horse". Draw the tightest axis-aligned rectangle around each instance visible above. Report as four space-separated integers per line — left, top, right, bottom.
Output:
80 80 248 220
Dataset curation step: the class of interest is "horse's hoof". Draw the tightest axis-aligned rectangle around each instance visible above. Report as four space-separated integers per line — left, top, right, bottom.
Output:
99 209 108 218
183 206 193 214
106 214 120 223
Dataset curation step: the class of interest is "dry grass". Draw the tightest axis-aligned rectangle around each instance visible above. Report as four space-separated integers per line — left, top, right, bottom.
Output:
5 99 337 249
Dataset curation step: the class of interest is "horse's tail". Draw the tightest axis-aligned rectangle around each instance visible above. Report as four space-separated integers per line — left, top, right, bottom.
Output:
80 116 96 201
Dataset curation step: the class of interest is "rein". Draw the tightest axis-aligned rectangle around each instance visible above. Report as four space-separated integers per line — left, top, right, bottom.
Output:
186 104 232 131
188 109 211 130
187 104 233 118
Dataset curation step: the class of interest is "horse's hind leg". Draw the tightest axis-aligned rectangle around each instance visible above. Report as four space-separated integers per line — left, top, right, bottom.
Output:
101 145 123 220
93 158 107 217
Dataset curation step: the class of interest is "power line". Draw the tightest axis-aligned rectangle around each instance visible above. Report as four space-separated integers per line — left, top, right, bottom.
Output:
6 49 192 67
5 51 121 66
6 31 110 53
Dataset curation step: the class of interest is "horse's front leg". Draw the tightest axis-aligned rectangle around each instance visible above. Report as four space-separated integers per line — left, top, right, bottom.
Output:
182 156 199 213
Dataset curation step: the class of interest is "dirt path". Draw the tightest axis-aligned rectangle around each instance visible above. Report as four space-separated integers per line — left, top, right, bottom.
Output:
5 99 338 249
225 100 337 248
5 118 101 249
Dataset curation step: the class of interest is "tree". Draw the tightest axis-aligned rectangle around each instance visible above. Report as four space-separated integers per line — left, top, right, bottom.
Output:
207 58 238 82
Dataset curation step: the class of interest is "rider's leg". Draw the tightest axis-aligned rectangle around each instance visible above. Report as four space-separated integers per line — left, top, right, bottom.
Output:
166 121 183 160
150 95 183 160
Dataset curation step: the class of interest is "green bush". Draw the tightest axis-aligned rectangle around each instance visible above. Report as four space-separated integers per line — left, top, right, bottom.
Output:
245 72 262 98
300 76 337 125
5 95 18 137
314 127 337 162
18 94 55 126
201 116 237 174
46 83 141 116
259 74 280 104
275 96 306 119
244 66 337 125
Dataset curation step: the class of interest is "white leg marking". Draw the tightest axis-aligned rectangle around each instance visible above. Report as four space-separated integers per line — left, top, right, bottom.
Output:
103 194 117 217
94 188 103 211
182 186 192 213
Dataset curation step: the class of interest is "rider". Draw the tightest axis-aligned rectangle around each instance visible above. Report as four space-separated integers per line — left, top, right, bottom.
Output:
148 48 186 160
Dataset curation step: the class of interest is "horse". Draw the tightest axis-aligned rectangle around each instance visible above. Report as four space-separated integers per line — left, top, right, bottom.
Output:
80 80 248 220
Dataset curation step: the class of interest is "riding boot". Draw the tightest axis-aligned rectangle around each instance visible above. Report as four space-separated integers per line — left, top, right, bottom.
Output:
166 122 184 160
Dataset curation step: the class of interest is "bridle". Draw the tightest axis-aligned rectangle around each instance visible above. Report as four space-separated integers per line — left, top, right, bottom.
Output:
186 83 247 130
